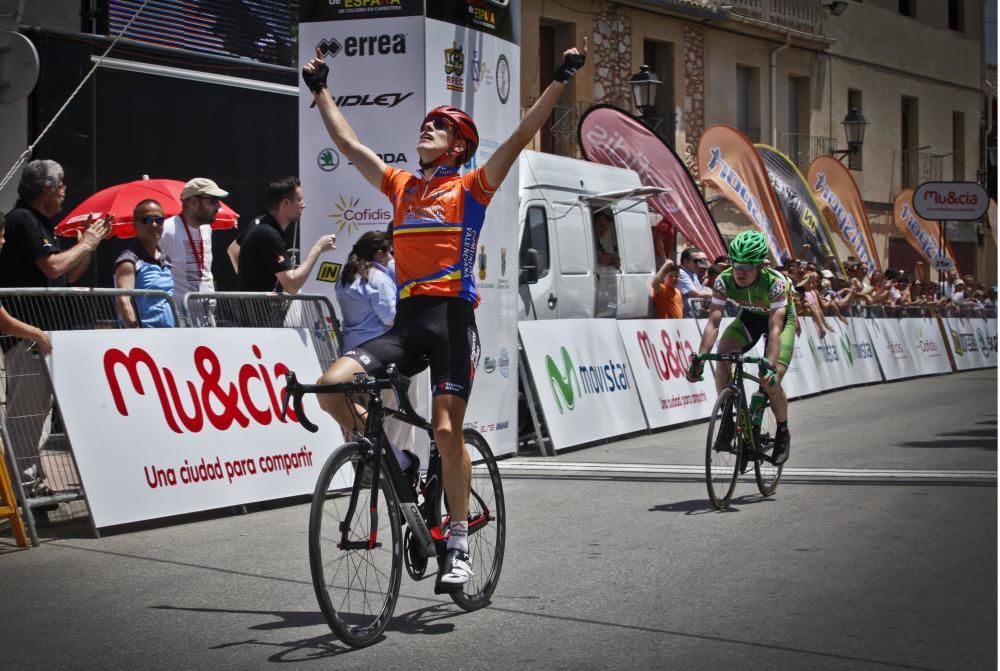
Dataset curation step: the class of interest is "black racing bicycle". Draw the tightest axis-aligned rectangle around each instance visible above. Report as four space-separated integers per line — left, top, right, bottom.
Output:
281 365 505 648
693 352 783 509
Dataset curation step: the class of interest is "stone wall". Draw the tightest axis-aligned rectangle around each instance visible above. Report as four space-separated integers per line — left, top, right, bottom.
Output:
592 3 631 108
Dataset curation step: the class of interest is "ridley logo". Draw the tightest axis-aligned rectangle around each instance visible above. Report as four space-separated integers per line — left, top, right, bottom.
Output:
334 92 413 108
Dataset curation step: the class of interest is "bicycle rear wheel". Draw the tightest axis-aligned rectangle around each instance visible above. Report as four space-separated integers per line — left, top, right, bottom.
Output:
443 430 506 611
309 442 402 648
754 402 784 496
705 387 740 509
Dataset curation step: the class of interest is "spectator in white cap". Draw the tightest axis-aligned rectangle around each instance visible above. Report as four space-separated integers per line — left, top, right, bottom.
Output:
158 177 228 323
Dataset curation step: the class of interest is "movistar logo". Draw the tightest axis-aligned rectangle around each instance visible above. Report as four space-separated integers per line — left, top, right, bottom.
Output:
807 338 821 368
840 333 854 366
544 346 632 414
546 347 580 415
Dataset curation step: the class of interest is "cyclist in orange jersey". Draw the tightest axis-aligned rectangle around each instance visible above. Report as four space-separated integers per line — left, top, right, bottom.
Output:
303 39 588 592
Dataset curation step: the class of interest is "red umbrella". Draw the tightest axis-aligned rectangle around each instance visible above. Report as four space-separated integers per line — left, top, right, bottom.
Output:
56 177 239 239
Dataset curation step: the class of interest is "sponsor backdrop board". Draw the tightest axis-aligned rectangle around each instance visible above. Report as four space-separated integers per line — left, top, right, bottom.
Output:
865 318 921 380
844 319 885 385
617 320 718 429
519 320 647 451
900 317 953 375
943 318 998 370
46 329 343 528
299 9 521 456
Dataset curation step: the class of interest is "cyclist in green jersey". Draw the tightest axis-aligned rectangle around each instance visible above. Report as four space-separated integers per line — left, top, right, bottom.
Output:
686 230 795 464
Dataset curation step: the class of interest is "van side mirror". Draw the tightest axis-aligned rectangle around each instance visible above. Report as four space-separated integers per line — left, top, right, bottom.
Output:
519 248 540 285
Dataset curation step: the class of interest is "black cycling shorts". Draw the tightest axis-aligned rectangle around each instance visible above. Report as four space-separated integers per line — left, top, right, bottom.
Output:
343 296 481 402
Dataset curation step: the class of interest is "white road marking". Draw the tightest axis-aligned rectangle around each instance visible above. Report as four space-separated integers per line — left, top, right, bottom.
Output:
497 460 997 482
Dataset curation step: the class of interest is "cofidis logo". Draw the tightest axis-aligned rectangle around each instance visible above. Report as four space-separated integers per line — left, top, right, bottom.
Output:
544 346 631 415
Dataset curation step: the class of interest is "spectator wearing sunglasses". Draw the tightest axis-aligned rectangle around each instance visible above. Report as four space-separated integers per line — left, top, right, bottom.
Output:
158 177 227 323
113 200 175 328
678 247 713 317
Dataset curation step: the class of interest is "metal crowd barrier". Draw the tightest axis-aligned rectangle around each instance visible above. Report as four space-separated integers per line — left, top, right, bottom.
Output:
184 291 343 368
0 287 178 546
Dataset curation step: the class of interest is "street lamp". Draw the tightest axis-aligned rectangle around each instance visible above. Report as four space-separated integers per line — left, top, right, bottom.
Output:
628 65 661 118
832 107 868 170
823 1 849 16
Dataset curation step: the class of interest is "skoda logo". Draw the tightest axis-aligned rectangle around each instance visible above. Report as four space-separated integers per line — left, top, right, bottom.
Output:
318 148 340 172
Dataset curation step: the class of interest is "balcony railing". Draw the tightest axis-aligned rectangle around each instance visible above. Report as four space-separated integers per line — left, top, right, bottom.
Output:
725 0 823 35
893 150 945 192
779 133 836 171
526 99 676 159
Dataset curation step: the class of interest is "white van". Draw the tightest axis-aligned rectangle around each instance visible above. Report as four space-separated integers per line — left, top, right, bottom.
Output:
516 150 664 320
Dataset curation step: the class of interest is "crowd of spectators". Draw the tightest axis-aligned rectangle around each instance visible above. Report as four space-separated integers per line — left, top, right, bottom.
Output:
663 242 998 331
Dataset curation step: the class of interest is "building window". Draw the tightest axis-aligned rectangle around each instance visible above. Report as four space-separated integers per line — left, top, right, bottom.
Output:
953 111 966 180
786 75 809 166
948 0 964 31
643 39 676 145
848 88 864 170
538 21 575 155
736 66 760 142
899 0 916 18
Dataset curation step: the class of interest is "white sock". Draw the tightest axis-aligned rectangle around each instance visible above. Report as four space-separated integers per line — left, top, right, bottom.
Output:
447 520 469 554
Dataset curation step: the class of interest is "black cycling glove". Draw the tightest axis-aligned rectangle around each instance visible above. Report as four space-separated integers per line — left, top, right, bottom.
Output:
553 51 586 84
302 61 329 94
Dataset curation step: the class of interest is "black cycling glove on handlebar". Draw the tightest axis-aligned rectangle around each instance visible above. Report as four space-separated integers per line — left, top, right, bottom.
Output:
302 62 329 94
554 52 586 83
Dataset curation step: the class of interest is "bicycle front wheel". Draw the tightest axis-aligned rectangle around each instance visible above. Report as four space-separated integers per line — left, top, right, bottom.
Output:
309 442 402 648
705 387 740 509
450 429 506 611
754 402 784 496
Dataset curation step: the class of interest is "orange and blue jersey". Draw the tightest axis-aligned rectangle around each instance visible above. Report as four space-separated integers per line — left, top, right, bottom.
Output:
380 165 497 306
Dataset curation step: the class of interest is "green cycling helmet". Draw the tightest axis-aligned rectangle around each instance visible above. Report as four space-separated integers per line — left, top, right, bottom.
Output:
728 230 769 265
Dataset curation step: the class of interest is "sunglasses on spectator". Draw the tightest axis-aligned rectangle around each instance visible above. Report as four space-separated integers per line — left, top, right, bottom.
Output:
732 262 757 272
138 215 165 225
195 195 221 205
696 258 709 266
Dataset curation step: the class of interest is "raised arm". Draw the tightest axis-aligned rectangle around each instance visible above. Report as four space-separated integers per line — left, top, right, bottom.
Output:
303 48 387 191
483 38 588 189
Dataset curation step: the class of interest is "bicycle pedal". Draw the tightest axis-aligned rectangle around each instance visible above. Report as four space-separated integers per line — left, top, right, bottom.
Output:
433 580 464 595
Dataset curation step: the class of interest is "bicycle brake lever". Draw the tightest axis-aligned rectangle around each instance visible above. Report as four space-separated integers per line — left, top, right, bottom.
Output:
281 371 319 433
280 371 297 420
293 390 319 433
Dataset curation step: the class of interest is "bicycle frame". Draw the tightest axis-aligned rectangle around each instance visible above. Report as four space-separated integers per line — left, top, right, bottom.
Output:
700 353 770 459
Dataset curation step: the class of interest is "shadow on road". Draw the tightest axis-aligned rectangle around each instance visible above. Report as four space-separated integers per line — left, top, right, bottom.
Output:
151 600 462 662
897 427 998 450
649 494 775 514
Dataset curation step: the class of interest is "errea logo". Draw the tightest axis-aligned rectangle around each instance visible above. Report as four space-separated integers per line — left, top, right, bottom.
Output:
317 34 406 58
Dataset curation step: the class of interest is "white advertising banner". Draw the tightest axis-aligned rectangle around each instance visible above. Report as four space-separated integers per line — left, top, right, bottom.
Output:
46 329 343 528
899 317 953 375
943 318 998 370
843 318 884 385
298 5 521 456
519 320 647 451
617 319 718 429
865 318 921 380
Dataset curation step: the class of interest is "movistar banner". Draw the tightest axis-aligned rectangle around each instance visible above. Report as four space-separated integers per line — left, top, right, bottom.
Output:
519 320 647 450
807 156 882 274
697 125 794 263
756 145 844 274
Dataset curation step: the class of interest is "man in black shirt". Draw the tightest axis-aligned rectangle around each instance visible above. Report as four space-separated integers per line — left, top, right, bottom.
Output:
235 177 336 325
237 176 336 292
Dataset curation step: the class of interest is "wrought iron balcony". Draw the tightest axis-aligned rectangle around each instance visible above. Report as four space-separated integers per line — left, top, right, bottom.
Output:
779 133 837 171
724 0 824 35
526 99 676 159
893 150 945 192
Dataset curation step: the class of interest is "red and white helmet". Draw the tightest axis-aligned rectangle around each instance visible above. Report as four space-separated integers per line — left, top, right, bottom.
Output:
423 105 479 165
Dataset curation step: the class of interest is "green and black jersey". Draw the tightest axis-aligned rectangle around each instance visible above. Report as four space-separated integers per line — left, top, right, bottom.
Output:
711 266 796 367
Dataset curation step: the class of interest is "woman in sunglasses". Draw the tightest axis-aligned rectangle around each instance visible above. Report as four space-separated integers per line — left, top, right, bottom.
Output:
113 199 175 328
687 230 796 465
303 39 587 591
